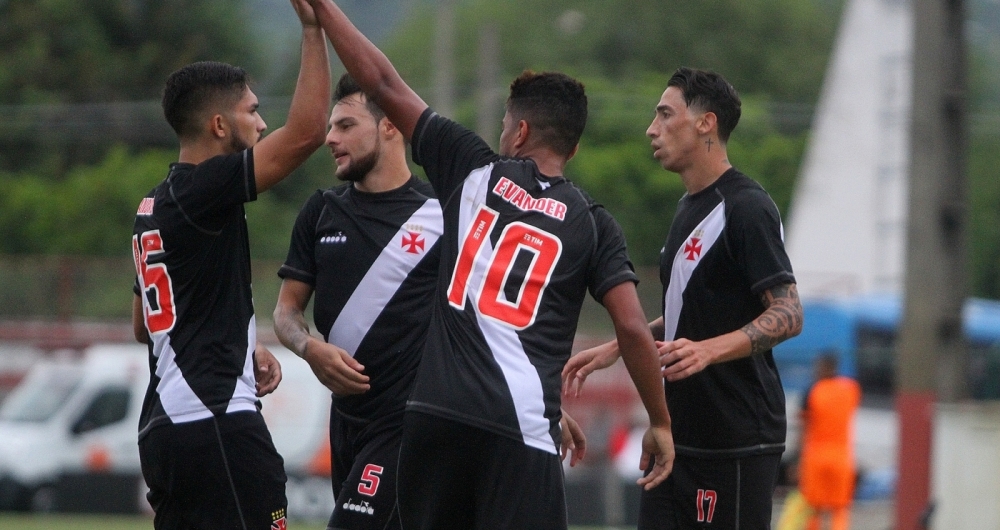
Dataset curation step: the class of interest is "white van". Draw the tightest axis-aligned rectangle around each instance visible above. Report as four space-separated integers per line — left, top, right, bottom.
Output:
0 343 334 519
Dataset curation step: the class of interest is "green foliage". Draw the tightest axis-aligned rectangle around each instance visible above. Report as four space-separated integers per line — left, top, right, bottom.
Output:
378 2 825 266
0 146 171 255
3 0 1000 310
0 0 264 173
0 145 331 261
968 134 1000 299
0 0 262 104
385 0 840 103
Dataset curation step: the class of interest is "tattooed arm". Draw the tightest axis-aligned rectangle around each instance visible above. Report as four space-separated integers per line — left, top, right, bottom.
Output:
741 282 804 355
274 278 370 395
658 282 803 382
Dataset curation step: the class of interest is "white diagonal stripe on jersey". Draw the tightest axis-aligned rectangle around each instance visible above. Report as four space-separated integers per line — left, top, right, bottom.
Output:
327 199 443 357
228 316 259 413
152 338 214 423
478 308 555 453
457 167 555 454
456 164 495 243
152 316 258 423
664 201 727 342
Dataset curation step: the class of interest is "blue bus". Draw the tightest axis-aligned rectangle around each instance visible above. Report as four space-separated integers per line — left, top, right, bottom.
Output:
773 294 1000 401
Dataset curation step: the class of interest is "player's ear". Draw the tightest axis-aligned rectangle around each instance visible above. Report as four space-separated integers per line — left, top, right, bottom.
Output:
381 117 398 138
696 111 717 137
209 114 228 139
513 119 530 149
566 143 580 162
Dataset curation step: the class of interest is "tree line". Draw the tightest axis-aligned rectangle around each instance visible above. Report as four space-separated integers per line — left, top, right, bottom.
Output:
1 0 999 299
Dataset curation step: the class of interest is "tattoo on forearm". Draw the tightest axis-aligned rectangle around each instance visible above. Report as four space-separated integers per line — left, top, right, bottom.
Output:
741 283 803 355
274 306 313 358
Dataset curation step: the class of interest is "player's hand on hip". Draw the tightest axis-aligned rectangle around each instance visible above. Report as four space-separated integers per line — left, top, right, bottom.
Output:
637 425 674 490
304 339 370 396
562 341 620 398
658 338 712 382
289 0 319 27
559 409 587 467
254 343 283 397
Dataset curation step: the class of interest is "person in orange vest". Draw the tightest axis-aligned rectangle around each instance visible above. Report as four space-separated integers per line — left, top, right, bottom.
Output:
799 352 861 530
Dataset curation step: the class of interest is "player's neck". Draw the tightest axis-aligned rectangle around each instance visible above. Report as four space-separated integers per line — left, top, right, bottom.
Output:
352 152 411 193
518 147 567 178
679 149 732 195
177 139 229 166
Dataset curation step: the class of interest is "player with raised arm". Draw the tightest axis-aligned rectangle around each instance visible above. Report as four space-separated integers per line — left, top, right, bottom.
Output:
303 1 673 528
273 73 587 530
130 1 330 528
564 67 804 529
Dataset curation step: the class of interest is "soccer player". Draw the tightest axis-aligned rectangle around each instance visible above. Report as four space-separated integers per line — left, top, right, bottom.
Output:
273 73 588 530
130 1 330 528
564 67 805 529
799 353 861 530
272 72 440 530
303 1 675 528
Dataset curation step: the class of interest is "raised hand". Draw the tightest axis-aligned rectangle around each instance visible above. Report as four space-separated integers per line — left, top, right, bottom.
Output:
289 0 319 27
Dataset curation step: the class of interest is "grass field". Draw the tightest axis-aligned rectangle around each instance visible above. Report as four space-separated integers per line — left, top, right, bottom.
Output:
0 514 330 530
0 514 621 529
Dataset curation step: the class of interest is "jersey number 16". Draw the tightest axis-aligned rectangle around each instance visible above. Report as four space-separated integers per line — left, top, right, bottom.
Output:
132 230 177 334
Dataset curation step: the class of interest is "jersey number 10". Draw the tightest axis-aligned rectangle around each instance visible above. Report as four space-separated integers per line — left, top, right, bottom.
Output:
132 230 177 334
447 205 562 329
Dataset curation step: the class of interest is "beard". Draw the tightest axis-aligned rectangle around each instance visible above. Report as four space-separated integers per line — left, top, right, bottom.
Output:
229 129 253 153
336 143 380 183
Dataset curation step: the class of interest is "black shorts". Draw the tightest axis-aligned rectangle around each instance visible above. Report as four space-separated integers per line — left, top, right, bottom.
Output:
139 411 287 530
638 452 781 530
327 407 403 530
397 411 567 530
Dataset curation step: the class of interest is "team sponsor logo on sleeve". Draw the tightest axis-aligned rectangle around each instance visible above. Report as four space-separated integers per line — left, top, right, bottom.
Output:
320 231 348 244
492 177 567 221
137 197 154 215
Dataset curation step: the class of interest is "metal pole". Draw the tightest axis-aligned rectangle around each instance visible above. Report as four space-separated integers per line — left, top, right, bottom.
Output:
897 0 967 527
474 25 501 148
432 0 456 117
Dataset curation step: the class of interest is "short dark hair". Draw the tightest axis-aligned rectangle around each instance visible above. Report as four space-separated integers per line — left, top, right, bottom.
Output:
162 61 249 139
333 73 385 122
818 351 839 372
667 67 741 143
506 71 587 157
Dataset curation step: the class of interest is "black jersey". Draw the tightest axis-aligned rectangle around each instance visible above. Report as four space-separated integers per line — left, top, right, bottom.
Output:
131 151 259 438
660 168 794 457
408 109 637 454
278 176 442 420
